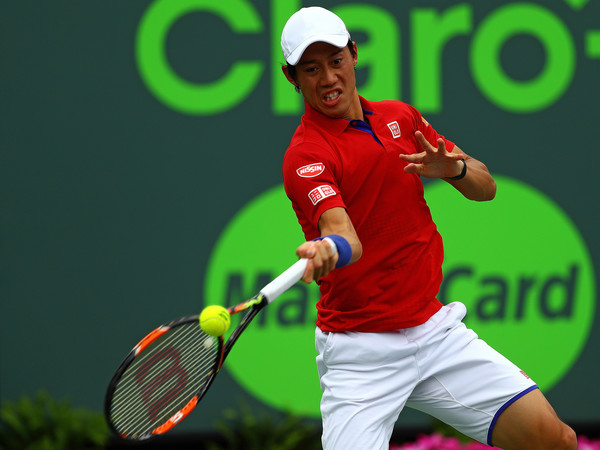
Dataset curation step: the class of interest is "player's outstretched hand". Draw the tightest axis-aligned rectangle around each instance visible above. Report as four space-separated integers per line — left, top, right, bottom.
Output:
399 131 465 179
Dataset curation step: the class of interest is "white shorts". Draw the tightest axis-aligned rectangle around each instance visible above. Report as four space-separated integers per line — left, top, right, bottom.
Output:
315 302 538 450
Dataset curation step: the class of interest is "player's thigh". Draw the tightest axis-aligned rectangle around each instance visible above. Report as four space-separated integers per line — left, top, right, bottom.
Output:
406 314 536 445
491 388 577 450
316 328 419 450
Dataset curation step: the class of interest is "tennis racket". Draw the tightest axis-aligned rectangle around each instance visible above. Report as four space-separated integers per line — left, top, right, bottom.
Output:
104 256 317 441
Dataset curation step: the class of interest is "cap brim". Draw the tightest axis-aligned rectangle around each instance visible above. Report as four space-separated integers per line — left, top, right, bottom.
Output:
286 33 350 65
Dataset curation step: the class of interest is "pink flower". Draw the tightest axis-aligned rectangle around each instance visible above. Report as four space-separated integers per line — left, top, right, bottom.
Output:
578 435 600 450
392 433 600 450
393 433 463 450
464 441 500 449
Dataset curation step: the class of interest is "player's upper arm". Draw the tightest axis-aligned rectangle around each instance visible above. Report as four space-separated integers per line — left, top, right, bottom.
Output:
318 207 363 264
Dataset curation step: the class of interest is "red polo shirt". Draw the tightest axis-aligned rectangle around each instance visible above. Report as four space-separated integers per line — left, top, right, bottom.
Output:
282 96 454 332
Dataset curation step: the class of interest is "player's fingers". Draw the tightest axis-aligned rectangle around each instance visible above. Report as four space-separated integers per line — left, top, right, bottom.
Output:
437 138 447 153
313 240 338 280
403 163 422 175
297 242 318 283
301 259 315 283
320 239 338 274
415 131 435 152
448 152 466 160
296 241 316 259
298 239 339 282
399 151 425 163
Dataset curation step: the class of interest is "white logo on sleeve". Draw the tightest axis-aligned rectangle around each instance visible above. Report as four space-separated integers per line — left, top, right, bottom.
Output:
296 163 325 178
387 121 401 138
308 185 336 205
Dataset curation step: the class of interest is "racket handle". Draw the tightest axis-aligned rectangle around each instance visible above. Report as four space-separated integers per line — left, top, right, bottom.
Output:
260 238 339 304
260 258 307 304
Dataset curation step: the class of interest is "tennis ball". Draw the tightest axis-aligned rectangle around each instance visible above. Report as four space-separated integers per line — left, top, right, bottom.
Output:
199 305 231 337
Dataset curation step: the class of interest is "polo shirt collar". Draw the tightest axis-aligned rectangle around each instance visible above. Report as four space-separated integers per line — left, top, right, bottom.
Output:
302 96 376 136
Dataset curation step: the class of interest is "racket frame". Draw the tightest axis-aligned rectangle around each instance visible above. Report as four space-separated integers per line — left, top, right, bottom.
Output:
104 256 320 441
104 296 268 440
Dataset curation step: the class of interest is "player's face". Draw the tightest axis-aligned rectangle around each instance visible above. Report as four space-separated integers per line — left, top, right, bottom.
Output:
291 42 361 121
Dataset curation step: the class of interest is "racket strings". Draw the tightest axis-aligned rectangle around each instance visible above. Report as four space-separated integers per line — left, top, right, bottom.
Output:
115 328 212 430
112 326 215 436
109 322 219 438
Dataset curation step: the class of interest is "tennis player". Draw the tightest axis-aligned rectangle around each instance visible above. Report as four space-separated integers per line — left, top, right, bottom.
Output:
280 7 577 450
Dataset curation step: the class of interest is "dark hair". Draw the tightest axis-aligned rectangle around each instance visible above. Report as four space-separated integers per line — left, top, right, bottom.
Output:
285 40 356 93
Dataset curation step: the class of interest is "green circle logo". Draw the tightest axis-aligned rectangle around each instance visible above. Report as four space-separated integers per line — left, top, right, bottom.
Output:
204 185 322 416
427 175 595 390
204 177 595 416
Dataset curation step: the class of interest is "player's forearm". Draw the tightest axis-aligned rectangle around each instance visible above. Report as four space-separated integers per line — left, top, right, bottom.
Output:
318 207 363 264
446 156 497 201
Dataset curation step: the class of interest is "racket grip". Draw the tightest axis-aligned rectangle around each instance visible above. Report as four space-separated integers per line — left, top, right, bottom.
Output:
260 239 339 304
260 258 308 304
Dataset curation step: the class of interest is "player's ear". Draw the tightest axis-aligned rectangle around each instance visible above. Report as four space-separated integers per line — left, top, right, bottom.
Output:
351 41 358 66
282 65 298 87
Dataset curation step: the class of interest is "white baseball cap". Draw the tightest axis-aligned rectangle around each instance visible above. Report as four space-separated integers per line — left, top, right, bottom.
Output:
281 7 351 66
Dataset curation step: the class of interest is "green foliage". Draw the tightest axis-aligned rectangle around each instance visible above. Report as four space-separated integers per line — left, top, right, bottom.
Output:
0 391 109 450
206 405 321 450
432 418 474 444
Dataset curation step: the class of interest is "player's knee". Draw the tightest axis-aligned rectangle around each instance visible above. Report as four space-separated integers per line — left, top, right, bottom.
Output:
541 421 577 450
557 423 577 450
513 418 577 450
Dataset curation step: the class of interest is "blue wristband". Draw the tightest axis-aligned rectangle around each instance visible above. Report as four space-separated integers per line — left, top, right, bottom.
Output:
314 234 352 268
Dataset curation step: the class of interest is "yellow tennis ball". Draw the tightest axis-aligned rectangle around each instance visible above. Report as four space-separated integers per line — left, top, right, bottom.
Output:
199 305 231 337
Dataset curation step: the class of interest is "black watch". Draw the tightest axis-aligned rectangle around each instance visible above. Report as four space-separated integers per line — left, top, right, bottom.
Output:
446 159 467 181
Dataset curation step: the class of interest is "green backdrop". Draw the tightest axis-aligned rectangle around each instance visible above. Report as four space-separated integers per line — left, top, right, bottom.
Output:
2 0 599 436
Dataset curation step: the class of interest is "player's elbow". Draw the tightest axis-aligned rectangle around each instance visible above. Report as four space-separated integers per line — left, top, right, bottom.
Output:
483 178 497 201
350 240 363 265
466 177 496 202
478 164 497 201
